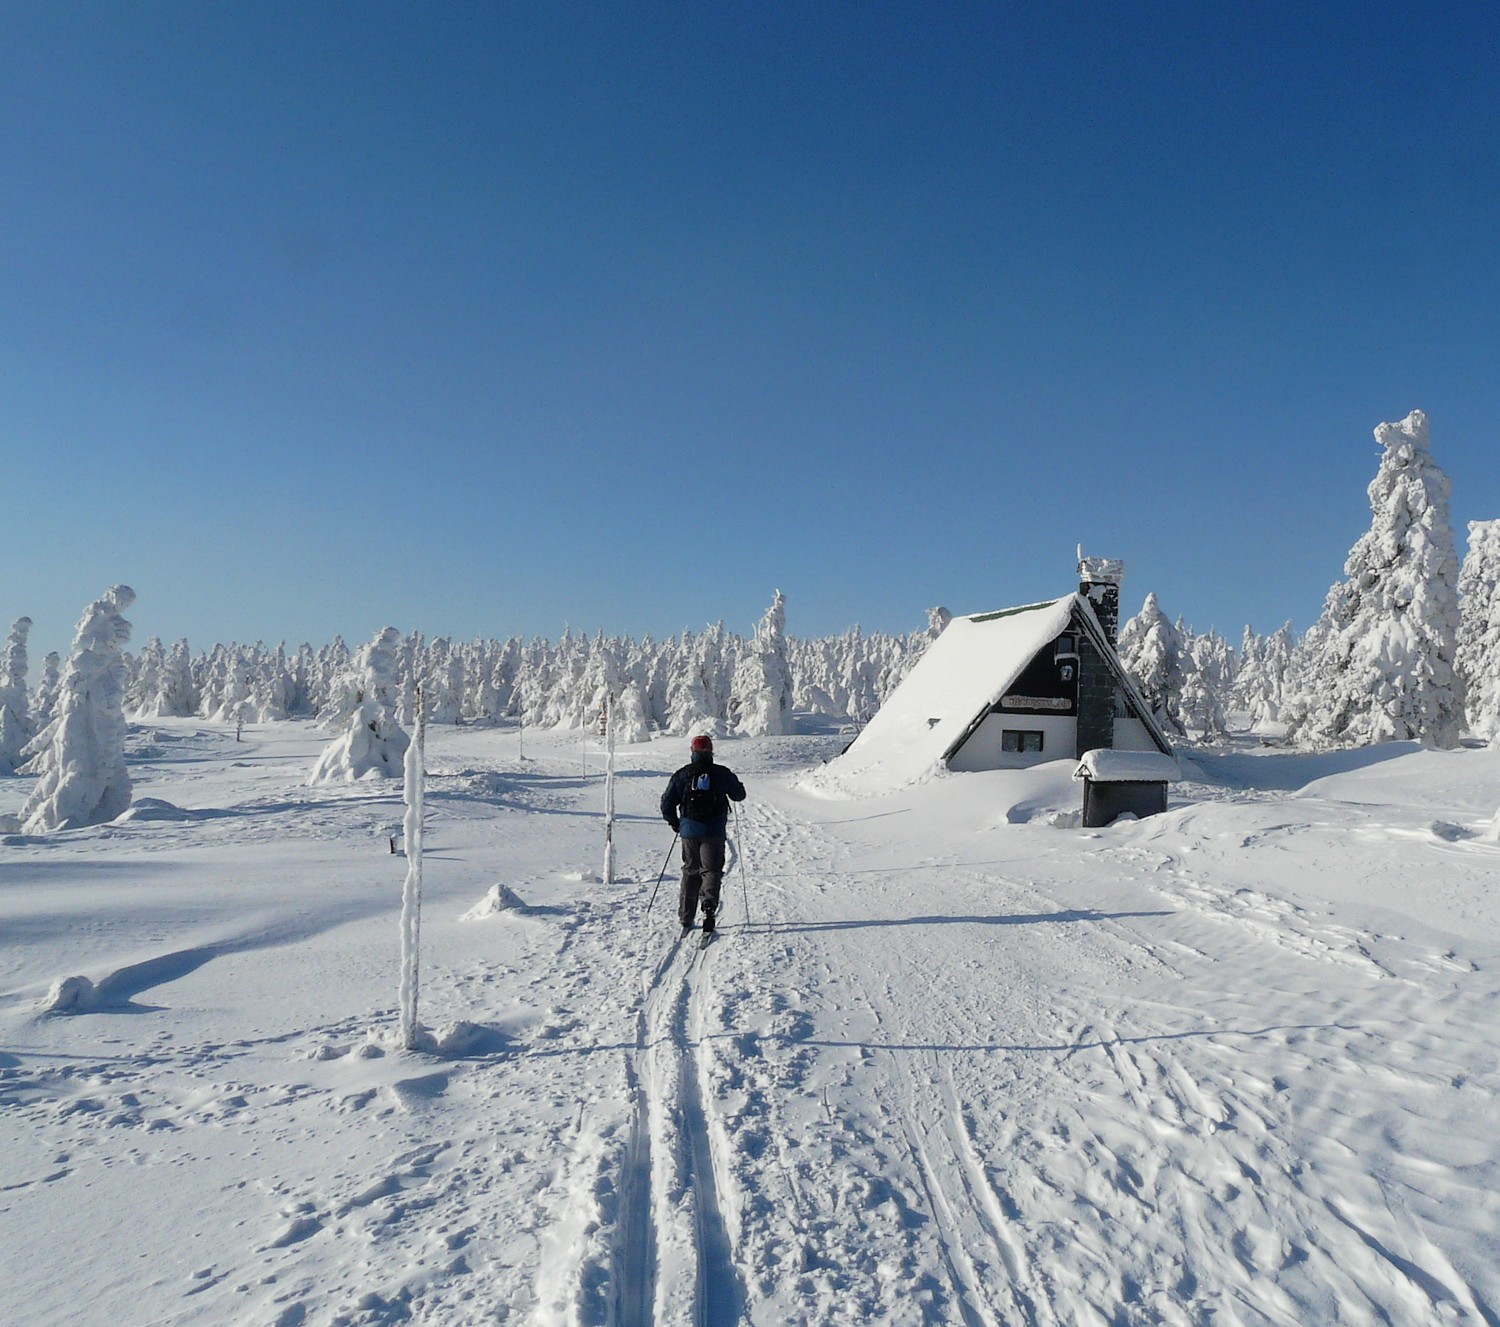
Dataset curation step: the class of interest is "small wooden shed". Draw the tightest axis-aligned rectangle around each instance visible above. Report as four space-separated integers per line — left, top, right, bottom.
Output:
1073 749 1180 827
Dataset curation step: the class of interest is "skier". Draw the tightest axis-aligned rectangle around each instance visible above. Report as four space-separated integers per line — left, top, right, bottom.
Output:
660 735 747 937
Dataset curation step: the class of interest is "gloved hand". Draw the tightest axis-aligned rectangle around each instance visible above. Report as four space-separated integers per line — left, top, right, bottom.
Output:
668 815 681 833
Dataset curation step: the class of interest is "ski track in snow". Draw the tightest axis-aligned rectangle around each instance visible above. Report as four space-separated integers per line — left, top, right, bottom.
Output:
3 722 1500 1325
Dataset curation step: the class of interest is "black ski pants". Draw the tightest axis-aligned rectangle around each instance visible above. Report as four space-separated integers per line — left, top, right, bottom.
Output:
678 836 726 928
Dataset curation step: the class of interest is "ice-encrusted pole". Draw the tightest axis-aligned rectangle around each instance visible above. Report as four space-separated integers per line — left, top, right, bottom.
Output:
399 685 426 1050
602 691 616 886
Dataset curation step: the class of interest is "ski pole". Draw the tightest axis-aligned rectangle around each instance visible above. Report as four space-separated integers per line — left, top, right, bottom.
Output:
646 833 679 915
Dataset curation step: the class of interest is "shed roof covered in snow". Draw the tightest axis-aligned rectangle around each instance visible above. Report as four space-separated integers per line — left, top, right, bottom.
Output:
825 597 1077 792
1073 750 1181 783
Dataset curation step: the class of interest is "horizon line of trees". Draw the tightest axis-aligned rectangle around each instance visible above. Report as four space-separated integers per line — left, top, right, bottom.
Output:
0 592 951 769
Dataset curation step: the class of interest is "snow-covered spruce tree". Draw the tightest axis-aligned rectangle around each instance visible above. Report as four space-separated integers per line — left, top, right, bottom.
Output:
664 629 721 736
1231 627 1267 720
157 640 198 716
1119 592 1185 734
1457 519 1500 742
1284 410 1464 749
308 627 411 783
21 586 136 831
1261 623 1295 727
610 681 652 743
729 590 794 736
31 651 62 731
250 644 292 722
0 616 34 773
209 645 253 724
423 638 466 725
1231 624 1292 729
1177 632 1229 740
125 636 164 718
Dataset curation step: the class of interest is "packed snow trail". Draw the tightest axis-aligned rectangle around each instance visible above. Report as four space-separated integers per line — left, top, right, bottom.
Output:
661 775 1500 1326
3 723 1499 1326
613 935 681 1327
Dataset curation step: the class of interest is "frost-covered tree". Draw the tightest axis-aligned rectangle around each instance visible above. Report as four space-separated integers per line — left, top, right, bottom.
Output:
21 586 136 831
208 645 253 724
0 616 34 773
1231 627 1267 719
308 627 411 783
664 629 721 736
1232 623 1295 729
1119 592 1184 734
31 651 62 731
1177 633 1229 740
729 590 794 736
1284 410 1464 749
423 638 466 725
157 639 198 716
610 681 652 744
126 637 164 718
1457 519 1500 742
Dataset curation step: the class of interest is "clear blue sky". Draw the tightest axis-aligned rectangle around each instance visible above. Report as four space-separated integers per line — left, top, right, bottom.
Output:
4 1 1498 659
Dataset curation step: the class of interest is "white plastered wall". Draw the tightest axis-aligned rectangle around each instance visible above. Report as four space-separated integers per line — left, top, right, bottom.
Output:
1113 717 1158 752
948 713 1078 770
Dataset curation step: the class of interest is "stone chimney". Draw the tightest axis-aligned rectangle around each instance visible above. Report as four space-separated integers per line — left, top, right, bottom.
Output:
1077 549 1124 649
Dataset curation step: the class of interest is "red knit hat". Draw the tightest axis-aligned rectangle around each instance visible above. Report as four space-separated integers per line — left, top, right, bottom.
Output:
690 734 714 754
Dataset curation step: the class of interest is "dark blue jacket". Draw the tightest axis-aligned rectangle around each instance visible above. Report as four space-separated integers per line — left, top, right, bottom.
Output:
661 753 746 839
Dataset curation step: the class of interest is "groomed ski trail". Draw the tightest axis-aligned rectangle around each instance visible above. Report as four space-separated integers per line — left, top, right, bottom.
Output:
614 918 742 1327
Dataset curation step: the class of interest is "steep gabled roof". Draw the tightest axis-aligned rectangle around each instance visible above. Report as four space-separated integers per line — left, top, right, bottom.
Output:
827 596 1076 792
822 594 1171 795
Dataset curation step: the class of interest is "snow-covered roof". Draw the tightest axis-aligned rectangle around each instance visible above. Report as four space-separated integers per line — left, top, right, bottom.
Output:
1073 749 1181 783
824 597 1079 793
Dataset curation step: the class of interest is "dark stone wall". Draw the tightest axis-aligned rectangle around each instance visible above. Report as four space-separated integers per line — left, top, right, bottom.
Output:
1081 582 1120 647
1075 632 1116 758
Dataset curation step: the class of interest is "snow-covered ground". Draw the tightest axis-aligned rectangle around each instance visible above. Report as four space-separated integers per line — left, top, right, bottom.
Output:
2 720 1498 1326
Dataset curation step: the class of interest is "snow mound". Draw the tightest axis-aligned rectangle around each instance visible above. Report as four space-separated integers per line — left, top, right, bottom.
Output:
430 1021 514 1058
42 975 99 1014
997 760 1085 824
113 797 200 823
395 1020 514 1058
461 884 532 919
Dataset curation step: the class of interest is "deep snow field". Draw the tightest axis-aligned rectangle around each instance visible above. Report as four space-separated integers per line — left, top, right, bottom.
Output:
2 718 1499 1327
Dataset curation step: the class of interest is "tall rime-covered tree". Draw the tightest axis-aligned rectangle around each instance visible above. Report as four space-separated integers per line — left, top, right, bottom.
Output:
31 651 62 731
1119 593 1184 733
0 616 34 773
1457 519 1500 742
21 586 136 831
1284 411 1464 749
729 590 795 736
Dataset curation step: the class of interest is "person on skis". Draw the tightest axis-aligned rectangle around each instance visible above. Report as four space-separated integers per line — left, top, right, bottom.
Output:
660 734 746 936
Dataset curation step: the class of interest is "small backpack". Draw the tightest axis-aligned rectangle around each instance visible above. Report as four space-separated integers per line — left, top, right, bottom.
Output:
681 767 725 821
